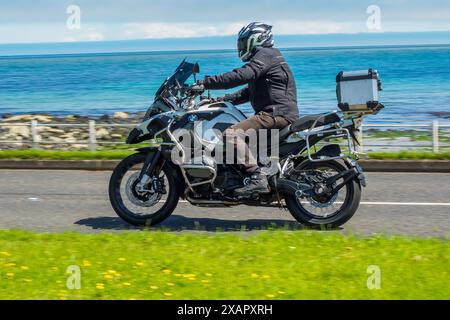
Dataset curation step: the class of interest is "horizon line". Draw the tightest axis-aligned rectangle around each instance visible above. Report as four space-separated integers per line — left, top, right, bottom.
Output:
1 30 450 46
2 43 450 59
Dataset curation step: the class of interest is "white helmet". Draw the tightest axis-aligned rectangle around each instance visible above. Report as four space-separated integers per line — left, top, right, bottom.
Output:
237 22 274 62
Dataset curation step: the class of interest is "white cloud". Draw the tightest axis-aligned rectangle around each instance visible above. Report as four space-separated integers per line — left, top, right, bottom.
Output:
273 20 360 35
121 20 361 40
122 22 246 39
87 32 105 41
61 28 105 42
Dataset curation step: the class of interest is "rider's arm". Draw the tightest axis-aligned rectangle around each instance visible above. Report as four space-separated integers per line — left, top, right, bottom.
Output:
202 52 270 90
223 87 250 105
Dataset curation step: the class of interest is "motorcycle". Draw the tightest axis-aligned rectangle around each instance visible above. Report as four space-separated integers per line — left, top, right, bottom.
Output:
109 60 384 228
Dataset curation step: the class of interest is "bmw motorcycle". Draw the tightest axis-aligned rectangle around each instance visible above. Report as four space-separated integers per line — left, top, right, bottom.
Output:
109 60 383 228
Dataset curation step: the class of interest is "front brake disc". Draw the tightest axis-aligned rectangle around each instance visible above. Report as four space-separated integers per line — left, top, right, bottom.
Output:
125 172 162 207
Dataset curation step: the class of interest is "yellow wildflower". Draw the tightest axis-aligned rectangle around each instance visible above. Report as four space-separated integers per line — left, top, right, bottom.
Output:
20 266 29 270
150 286 159 290
164 293 173 296
6 273 14 277
0 251 11 256
162 269 171 274
122 282 131 286
118 258 126 262
82 260 91 267
136 262 145 267
266 294 275 298
167 282 175 286
96 283 105 289
251 273 259 278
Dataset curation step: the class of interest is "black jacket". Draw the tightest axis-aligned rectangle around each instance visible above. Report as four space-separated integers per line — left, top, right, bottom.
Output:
203 47 299 123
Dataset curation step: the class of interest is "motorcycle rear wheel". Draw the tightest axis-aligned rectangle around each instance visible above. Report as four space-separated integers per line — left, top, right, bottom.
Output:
285 160 361 229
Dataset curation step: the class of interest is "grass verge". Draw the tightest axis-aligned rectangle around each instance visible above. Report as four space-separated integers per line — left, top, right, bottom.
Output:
367 151 450 160
0 230 448 300
0 150 450 161
0 150 133 160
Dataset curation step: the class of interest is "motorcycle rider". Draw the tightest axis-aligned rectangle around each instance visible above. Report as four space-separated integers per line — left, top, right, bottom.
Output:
191 22 299 196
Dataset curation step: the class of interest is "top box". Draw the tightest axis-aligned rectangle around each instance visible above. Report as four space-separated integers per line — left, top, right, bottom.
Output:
336 69 383 114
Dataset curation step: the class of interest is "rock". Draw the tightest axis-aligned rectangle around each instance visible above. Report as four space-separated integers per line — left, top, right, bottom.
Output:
33 115 52 123
60 133 75 139
72 144 87 149
48 136 63 143
65 115 78 121
3 114 52 123
96 128 110 140
7 126 30 138
99 115 111 122
3 115 33 122
37 127 65 135
64 137 77 143
113 112 129 120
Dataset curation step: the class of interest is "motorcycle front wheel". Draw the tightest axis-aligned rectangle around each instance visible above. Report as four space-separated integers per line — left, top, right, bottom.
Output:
109 153 180 226
284 160 361 229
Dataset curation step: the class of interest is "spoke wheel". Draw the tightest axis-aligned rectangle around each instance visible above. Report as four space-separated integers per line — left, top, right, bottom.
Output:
109 153 180 226
285 160 361 229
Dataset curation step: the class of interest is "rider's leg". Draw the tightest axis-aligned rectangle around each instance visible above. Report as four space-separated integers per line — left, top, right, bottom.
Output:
225 112 289 196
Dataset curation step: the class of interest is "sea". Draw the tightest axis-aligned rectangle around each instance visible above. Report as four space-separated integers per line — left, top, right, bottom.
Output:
1 44 450 124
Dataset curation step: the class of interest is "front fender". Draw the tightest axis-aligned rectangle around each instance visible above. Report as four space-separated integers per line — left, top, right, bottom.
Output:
126 127 150 144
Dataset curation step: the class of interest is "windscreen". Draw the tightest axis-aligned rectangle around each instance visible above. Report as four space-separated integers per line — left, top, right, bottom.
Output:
155 59 195 97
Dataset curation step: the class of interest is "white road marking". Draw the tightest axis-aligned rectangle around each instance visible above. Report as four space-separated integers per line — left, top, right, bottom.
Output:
177 200 450 206
361 201 450 206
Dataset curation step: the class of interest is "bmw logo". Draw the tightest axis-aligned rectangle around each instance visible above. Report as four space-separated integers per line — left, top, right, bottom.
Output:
188 114 199 123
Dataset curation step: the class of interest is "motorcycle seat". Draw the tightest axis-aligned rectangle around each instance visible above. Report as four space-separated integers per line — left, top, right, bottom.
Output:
279 113 341 140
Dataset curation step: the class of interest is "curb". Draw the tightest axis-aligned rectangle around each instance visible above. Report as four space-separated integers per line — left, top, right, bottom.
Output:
0 159 449 172
358 160 450 173
0 160 119 171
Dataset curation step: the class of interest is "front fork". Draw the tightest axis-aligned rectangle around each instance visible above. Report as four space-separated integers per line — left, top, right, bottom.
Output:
136 149 163 193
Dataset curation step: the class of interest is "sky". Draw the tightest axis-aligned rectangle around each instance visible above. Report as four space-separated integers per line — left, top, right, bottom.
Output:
1 0 450 44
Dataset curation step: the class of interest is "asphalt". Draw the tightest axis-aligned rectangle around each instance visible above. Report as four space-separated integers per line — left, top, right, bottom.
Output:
0 170 449 237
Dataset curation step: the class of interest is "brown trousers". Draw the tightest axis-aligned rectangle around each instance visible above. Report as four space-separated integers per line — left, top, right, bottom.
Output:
224 112 290 173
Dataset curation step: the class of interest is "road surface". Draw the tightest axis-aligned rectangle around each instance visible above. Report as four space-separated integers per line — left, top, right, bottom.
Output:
0 170 449 236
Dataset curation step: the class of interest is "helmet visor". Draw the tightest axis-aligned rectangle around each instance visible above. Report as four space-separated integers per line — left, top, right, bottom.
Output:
237 37 248 58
